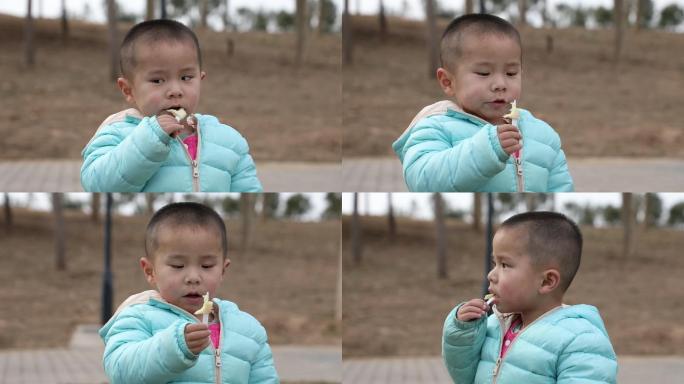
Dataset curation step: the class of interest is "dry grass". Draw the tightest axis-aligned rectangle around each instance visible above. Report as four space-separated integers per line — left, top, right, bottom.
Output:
343 16 684 158
0 208 340 349
342 214 684 358
0 14 341 162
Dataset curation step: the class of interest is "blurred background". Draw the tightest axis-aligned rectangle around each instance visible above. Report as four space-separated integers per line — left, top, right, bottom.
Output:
342 192 684 381
0 192 342 384
343 0 684 158
0 0 341 165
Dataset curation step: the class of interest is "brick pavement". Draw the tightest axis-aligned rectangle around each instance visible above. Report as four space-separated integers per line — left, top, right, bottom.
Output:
0 325 341 383
342 157 684 192
0 160 341 192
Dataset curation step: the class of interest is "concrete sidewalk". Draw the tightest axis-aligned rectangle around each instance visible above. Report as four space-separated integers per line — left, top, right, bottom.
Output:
0 160 341 192
342 355 684 384
0 324 341 383
342 157 684 192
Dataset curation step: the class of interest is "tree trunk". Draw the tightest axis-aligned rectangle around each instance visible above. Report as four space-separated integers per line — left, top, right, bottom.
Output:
336 245 342 324
318 0 326 35
465 0 474 14
622 192 634 257
434 193 448 279
342 0 353 65
296 0 307 67
200 0 209 29
24 0 35 68
518 0 527 27
352 193 362 265
3 194 12 229
146 0 155 20
61 0 69 42
379 0 387 40
53 193 66 270
387 193 396 239
107 0 119 81
145 193 156 214
425 0 439 79
541 0 548 27
240 194 255 253
525 194 537 211
635 0 645 30
160 0 167 19
472 193 482 232
91 193 101 223
223 0 231 30
614 0 625 63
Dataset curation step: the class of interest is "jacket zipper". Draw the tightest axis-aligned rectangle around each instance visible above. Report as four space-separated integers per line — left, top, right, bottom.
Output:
176 122 202 192
213 306 222 384
491 307 563 383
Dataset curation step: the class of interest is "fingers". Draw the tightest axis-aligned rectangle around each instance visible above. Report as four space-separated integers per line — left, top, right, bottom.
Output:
185 323 211 354
457 299 490 322
497 125 522 155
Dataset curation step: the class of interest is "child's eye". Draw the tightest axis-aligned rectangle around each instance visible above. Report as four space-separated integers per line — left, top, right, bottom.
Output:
150 79 164 84
169 264 183 269
506 72 518 77
202 264 215 269
475 72 489 76
181 75 194 81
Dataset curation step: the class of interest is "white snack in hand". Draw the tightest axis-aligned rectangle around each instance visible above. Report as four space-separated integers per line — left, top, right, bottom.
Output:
194 292 213 315
167 108 188 122
484 293 496 306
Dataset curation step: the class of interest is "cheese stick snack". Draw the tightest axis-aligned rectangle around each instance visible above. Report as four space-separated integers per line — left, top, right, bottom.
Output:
194 292 213 324
484 293 496 306
503 100 521 159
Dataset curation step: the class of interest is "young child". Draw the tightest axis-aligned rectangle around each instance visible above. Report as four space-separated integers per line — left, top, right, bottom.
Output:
392 14 574 192
81 20 262 192
442 212 617 383
99 202 279 383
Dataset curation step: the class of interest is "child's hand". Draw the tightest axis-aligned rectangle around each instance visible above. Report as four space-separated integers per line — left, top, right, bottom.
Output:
497 124 522 155
157 114 185 137
184 323 211 354
457 298 490 322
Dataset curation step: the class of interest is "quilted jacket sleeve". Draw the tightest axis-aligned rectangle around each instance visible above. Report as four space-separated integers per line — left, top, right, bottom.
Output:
400 120 508 191
547 148 574 192
81 117 172 192
228 138 262 192
102 309 198 384
442 304 488 384
248 325 279 384
556 329 618 383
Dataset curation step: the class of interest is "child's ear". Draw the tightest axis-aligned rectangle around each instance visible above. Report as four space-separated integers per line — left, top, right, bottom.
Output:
436 67 456 97
539 268 561 294
221 258 231 275
200 71 206 80
140 257 156 286
117 77 135 104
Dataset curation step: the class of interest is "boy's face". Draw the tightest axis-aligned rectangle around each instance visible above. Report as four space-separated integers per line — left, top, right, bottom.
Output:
117 40 206 117
487 226 549 314
140 224 230 317
437 34 522 125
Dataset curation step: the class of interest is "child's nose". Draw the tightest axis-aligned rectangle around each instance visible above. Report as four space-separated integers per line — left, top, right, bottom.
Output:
166 82 184 98
487 267 497 282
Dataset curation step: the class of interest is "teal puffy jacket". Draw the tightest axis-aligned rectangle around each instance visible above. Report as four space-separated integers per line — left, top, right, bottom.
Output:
392 101 574 192
81 109 262 192
442 303 617 384
99 290 279 384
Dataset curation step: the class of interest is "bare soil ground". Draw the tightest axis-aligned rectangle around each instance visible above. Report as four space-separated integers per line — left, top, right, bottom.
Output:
0 208 340 349
0 14 341 162
342 215 684 358
343 16 684 158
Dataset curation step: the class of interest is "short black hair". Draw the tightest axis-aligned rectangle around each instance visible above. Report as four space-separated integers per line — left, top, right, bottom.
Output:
145 202 227 259
440 14 521 70
500 211 582 293
120 19 202 78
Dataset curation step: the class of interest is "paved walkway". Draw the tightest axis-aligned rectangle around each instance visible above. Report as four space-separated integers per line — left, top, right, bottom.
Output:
0 325 341 383
0 160 341 192
342 157 684 192
342 355 684 384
